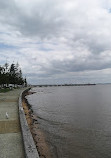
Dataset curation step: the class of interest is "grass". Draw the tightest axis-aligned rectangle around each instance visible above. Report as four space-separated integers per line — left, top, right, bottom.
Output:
0 88 12 93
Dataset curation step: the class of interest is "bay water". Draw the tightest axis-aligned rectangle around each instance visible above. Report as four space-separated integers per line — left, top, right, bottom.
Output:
26 85 111 158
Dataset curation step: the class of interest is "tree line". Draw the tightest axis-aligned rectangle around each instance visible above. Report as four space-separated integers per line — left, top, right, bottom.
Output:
0 62 27 88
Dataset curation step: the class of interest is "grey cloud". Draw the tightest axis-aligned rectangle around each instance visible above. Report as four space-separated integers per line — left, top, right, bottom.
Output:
0 0 65 38
0 0 111 84
30 52 111 79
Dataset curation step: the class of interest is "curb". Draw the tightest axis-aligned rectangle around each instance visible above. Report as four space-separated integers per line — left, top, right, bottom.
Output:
19 89 40 158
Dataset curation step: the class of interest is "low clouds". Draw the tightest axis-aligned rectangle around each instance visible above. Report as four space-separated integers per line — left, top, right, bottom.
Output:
0 0 111 84
0 0 66 38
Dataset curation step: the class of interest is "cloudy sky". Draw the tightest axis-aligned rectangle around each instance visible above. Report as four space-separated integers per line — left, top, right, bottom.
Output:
0 0 111 84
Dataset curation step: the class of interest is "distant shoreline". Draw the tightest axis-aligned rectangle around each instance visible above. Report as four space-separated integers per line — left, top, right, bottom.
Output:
32 83 96 87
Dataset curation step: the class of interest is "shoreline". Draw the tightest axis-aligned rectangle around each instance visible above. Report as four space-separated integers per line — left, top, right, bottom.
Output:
22 90 52 158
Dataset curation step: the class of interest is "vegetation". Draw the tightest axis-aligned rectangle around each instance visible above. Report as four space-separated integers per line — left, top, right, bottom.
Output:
0 88 12 93
0 62 27 88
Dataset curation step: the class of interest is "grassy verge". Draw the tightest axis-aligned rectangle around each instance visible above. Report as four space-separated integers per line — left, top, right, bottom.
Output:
0 88 12 93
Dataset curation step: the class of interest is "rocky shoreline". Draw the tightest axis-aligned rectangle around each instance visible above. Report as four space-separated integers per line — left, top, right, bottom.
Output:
22 90 52 158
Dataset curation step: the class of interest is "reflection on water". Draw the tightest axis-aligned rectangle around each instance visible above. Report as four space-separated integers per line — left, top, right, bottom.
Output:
27 85 111 158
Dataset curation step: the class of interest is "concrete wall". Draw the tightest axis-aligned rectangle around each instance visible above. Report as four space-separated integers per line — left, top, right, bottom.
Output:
19 89 40 158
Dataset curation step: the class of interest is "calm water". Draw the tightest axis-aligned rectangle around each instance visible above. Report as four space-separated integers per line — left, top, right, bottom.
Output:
27 85 111 158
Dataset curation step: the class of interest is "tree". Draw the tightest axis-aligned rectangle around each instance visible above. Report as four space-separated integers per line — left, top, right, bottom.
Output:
0 62 27 87
9 63 16 86
4 62 9 86
0 66 4 87
24 77 27 87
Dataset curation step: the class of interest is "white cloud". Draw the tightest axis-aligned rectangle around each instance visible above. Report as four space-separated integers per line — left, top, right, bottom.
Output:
0 0 111 84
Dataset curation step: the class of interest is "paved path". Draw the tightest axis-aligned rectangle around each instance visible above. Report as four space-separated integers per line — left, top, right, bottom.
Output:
0 89 25 158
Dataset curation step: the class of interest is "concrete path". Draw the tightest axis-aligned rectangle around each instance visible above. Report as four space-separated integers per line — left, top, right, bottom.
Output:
0 89 25 158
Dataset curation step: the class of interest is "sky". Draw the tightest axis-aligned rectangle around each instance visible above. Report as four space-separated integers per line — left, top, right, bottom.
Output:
0 0 111 85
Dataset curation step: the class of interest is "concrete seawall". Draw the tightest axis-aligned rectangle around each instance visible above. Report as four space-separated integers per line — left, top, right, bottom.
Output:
19 89 40 158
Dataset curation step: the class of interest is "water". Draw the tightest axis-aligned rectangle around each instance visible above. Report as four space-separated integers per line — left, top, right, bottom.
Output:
26 85 111 158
